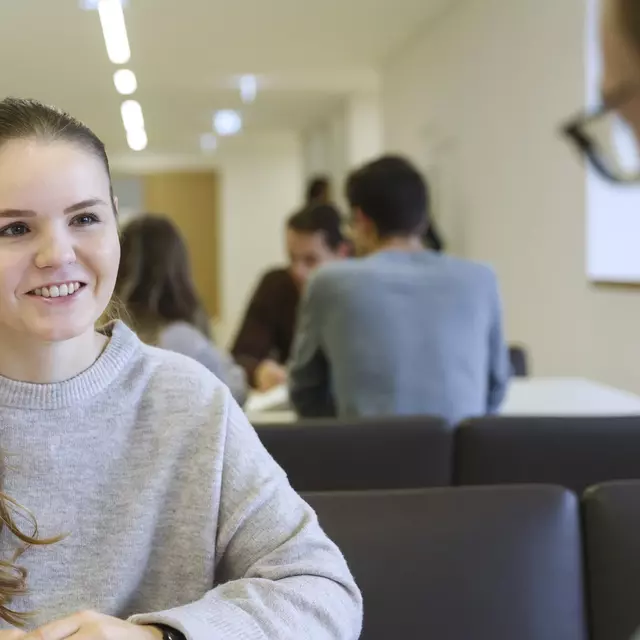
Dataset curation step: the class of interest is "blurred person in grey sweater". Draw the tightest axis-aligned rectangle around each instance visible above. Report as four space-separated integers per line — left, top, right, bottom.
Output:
116 214 247 405
289 155 510 423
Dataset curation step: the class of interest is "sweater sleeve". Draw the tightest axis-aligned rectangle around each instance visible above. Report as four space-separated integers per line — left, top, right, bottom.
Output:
129 395 362 640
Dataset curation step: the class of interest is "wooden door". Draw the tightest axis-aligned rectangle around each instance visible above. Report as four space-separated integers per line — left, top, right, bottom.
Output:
143 171 219 318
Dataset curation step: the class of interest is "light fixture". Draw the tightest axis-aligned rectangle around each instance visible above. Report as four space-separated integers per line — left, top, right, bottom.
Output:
98 0 131 64
80 0 128 9
126 128 147 151
239 75 258 103
200 133 218 153
120 99 144 132
213 110 242 136
113 69 137 95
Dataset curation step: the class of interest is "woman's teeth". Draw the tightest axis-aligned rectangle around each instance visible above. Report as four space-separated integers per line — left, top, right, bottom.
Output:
32 282 82 298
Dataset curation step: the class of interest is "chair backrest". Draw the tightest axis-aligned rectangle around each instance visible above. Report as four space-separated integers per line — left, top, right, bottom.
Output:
307 486 587 640
455 416 640 493
583 481 640 640
509 345 529 377
255 416 452 492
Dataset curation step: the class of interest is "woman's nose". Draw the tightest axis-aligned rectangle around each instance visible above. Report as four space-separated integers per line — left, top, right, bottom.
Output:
34 229 77 269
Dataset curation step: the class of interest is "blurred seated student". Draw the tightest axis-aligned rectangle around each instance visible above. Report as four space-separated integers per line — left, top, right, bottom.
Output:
289 155 510 423
306 175 333 204
231 203 349 392
116 214 247 405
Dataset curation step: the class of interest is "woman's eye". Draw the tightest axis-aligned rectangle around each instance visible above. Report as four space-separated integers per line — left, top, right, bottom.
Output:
72 213 99 226
0 222 29 237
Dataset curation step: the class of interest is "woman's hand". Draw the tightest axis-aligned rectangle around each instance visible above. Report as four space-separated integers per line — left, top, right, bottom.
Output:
22 612 163 640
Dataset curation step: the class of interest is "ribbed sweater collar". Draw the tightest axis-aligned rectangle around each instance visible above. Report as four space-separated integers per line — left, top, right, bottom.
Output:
0 321 140 410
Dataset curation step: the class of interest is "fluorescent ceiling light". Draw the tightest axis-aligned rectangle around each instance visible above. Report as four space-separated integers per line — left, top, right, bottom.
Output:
113 69 137 95
121 99 144 132
98 0 131 64
200 133 218 152
126 128 147 151
81 0 128 9
239 75 258 103
213 110 242 136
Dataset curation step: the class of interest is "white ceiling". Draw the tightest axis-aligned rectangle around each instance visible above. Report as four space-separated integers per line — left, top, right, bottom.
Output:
0 0 451 161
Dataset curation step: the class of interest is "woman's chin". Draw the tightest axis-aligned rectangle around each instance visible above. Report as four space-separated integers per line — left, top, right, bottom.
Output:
25 317 96 343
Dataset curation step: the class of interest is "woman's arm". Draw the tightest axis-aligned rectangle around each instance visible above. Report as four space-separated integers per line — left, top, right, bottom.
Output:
129 395 362 640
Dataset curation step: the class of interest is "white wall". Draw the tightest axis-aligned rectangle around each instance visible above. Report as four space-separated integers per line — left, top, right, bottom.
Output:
345 93 384 167
383 0 640 393
112 133 303 348
301 92 383 208
217 133 303 346
302 109 348 206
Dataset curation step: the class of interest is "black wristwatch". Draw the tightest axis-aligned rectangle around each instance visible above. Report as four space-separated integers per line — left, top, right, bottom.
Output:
150 624 186 640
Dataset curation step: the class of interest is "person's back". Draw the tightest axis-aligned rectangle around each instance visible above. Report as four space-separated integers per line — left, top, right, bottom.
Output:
289 155 509 423
294 251 508 423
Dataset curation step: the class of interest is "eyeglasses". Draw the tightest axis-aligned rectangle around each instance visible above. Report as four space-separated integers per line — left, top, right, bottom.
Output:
562 86 640 184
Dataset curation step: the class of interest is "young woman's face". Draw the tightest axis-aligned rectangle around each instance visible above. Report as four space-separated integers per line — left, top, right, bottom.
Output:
0 138 120 343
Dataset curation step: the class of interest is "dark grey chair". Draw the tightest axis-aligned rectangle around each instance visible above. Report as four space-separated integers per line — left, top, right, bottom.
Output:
307 486 587 640
583 481 640 640
509 344 529 377
255 416 452 492
456 416 640 493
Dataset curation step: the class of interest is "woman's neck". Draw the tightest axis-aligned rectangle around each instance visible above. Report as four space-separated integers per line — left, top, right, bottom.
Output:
0 328 108 384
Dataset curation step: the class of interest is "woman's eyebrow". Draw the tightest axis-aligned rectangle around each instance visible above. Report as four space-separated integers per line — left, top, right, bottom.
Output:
0 198 108 218
64 198 108 213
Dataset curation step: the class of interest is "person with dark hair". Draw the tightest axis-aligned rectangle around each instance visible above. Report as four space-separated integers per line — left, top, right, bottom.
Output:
231 203 349 391
289 155 510 422
115 214 247 404
0 98 361 638
305 175 332 204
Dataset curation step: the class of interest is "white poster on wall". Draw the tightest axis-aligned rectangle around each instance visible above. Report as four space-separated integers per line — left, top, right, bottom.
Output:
585 0 640 282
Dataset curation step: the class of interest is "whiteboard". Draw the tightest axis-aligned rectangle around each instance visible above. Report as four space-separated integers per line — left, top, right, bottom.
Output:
585 0 640 283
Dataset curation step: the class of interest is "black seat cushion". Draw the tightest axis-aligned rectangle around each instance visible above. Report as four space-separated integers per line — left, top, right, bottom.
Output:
456 416 640 493
256 416 452 492
307 486 587 640
583 481 640 640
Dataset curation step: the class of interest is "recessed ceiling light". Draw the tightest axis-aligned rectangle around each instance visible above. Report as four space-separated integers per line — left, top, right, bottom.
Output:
80 0 128 9
114 69 137 95
97 0 131 64
239 75 258 103
213 110 242 136
121 99 144 132
200 133 218 152
126 128 147 151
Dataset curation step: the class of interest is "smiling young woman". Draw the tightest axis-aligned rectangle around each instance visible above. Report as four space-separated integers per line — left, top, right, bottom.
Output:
0 98 362 640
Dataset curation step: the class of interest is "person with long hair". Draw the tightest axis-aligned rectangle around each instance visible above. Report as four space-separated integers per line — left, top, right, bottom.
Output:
0 97 361 639
115 214 247 405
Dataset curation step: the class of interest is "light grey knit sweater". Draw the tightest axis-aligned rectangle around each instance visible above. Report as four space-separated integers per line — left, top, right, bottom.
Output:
0 322 362 639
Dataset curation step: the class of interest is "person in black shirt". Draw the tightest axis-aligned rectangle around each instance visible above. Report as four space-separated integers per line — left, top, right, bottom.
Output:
232 203 349 391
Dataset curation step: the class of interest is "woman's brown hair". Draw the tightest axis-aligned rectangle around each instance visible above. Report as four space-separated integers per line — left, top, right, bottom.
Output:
0 97 114 624
115 214 211 342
